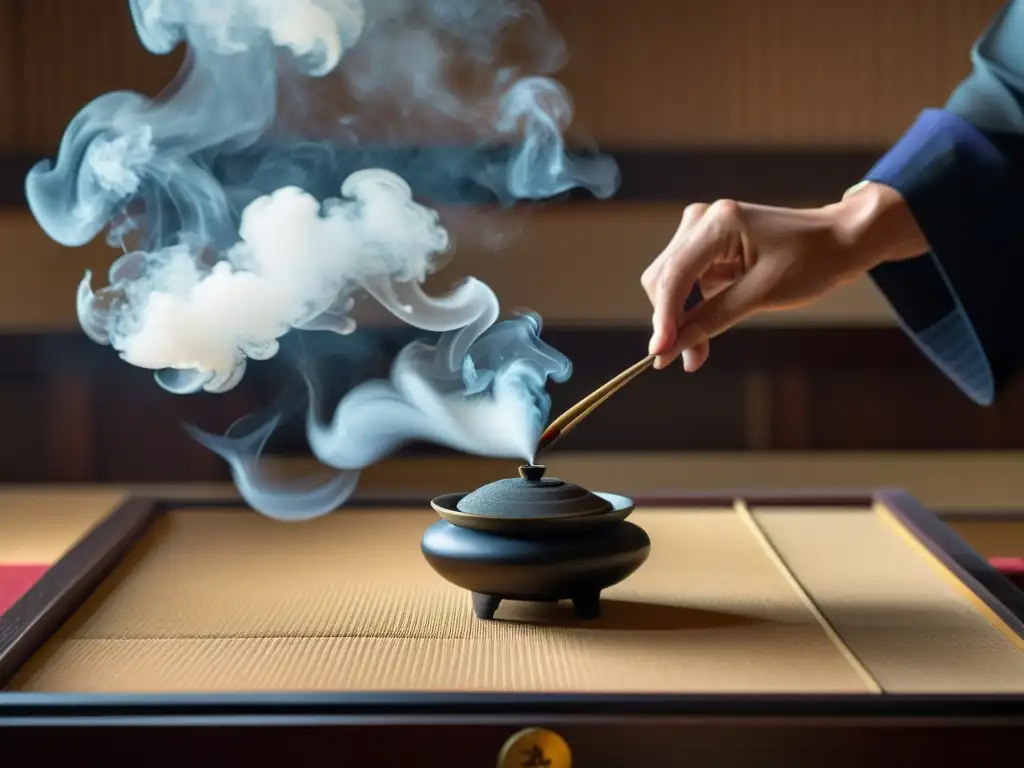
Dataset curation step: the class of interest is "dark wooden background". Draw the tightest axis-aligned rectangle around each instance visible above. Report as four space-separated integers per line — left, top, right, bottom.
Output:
8 326 1023 483
0 0 1015 483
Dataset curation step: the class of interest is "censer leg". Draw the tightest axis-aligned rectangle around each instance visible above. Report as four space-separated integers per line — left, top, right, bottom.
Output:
571 591 602 620
472 592 502 620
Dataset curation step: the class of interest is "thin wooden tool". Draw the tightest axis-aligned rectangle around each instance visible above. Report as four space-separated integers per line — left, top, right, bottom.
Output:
534 284 705 459
534 353 656 458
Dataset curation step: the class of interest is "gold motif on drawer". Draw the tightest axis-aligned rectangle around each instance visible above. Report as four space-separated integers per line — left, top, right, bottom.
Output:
498 727 572 768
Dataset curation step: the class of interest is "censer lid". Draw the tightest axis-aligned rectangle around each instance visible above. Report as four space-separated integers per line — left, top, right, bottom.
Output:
455 465 614 519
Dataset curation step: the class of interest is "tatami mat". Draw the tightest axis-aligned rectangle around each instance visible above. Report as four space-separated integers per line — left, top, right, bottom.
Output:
11 507 869 694
9 503 1024 694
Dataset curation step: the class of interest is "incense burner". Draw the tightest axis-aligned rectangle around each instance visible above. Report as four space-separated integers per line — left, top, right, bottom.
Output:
422 465 650 620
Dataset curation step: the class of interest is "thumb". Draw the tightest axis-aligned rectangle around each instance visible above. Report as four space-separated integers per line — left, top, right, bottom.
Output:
658 274 767 365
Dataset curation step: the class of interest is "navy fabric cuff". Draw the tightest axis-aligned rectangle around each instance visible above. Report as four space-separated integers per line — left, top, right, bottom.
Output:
865 108 1014 406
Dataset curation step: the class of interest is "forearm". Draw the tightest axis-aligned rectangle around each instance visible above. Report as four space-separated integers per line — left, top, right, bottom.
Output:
826 102 1015 273
813 2 1024 405
827 181 929 270
841 0 1024 270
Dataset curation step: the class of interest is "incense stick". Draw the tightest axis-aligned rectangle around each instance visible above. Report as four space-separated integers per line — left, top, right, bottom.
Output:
533 284 705 459
534 353 656 458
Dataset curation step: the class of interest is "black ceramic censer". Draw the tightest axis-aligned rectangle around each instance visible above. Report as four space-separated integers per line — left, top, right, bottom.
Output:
422 464 650 620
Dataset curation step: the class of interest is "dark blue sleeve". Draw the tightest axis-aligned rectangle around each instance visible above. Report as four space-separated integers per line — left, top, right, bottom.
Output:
863 0 1024 405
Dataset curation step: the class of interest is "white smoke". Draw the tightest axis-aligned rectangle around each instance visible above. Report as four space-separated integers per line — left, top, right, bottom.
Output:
25 0 617 520
80 170 451 393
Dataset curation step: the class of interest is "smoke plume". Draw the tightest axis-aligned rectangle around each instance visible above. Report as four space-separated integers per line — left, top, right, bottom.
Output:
25 0 618 520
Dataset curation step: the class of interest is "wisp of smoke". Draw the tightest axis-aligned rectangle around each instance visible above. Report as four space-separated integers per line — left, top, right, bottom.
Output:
25 0 618 520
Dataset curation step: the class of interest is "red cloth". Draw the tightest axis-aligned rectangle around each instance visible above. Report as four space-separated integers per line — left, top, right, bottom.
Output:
989 557 1024 588
0 564 49 616
990 557 1024 573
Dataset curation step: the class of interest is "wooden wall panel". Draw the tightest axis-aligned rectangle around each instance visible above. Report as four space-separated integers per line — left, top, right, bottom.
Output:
0 1 1016 483
17 0 181 154
0 0 998 331
0 210 98 330
0 206 895 332
1 0 1005 154
4 326 1024 483
0 380 47 479
550 0 1002 146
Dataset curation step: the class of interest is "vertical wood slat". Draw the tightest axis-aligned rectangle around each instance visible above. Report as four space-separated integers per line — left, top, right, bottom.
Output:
44 375 97 481
17 0 182 154
0 381 46 481
773 368 811 449
1 0 1007 154
7 329 1024 481
551 0 1002 146
0 0 23 152
743 372 773 449
993 377 1024 449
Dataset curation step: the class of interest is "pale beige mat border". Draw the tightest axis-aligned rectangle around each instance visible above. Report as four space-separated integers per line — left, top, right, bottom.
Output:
749 501 1024 693
0 489 126 564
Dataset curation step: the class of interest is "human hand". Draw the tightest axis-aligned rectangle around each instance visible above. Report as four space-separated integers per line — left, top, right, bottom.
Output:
640 183 927 371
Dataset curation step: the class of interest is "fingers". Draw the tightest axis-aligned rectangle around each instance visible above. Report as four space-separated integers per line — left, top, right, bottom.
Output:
641 202 708 306
681 339 710 372
645 204 714 356
658 268 768 366
649 201 741 360
698 260 742 297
